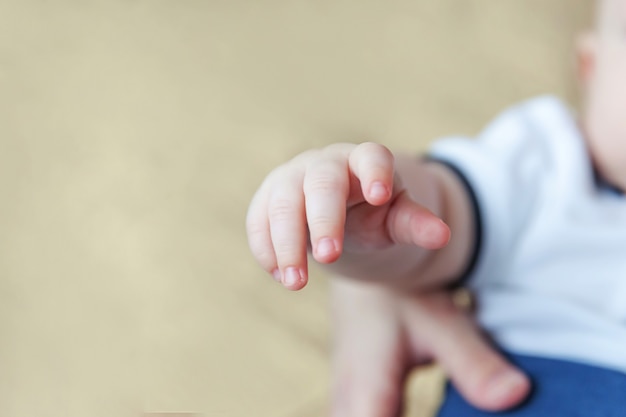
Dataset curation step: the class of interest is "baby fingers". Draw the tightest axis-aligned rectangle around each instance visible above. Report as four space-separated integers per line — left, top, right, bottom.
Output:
246 142 399 290
348 142 395 207
303 154 350 264
246 167 309 291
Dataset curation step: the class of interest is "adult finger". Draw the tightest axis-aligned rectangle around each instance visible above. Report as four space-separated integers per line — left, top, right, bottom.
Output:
403 292 531 412
330 280 407 417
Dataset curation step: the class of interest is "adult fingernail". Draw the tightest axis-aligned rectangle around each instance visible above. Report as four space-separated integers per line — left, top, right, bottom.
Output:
283 267 303 287
316 238 337 258
486 371 528 405
369 182 389 200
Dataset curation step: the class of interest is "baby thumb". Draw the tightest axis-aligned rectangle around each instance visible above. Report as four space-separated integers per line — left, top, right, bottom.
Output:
386 192 451 250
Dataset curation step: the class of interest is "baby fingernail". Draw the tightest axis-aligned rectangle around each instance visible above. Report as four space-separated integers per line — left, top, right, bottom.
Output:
369 182 389 200
316 238 337 258
283 267 303 287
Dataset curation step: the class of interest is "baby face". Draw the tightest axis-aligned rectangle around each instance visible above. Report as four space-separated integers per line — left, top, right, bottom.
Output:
582 0 626 189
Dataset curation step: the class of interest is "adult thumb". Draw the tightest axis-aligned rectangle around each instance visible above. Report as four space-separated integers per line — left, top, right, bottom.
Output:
404 293 531 412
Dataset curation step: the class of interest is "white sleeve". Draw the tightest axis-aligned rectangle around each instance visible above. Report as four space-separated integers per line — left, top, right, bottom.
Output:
427 101 554 289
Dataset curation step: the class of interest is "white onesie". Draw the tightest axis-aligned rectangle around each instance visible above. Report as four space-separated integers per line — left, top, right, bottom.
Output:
428 96 626 373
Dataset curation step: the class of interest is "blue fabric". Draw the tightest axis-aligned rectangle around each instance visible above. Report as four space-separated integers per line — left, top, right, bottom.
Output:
436 353 626 417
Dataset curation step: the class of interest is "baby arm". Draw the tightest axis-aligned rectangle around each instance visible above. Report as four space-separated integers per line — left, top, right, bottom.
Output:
246 142 475 291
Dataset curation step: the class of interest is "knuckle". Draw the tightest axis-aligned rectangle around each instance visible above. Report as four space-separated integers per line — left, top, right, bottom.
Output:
268 198 297 222
265 164 289 183
323 142 355 155
290 149 319 166
273 243 299 263
247 240 276 271
245 214 265 237
358 141 385 153
254 252 277 272
308 214 336 232
304 173 340 194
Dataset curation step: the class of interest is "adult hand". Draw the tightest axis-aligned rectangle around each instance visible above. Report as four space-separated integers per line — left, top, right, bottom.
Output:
330 279 530 417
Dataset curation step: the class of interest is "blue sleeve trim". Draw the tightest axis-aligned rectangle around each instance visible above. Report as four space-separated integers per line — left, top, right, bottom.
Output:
425 157 483 288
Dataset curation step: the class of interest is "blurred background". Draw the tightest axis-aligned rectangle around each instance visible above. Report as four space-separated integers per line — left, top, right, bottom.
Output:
0 1 591 416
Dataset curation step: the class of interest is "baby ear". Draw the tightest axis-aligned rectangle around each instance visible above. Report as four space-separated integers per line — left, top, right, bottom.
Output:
576 32 598 88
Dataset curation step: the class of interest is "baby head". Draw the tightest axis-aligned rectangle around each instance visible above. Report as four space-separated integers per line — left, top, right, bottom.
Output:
579 0 626 189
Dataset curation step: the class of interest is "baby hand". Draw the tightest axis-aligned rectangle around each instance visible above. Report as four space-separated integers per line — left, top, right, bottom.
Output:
246 142 451 290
